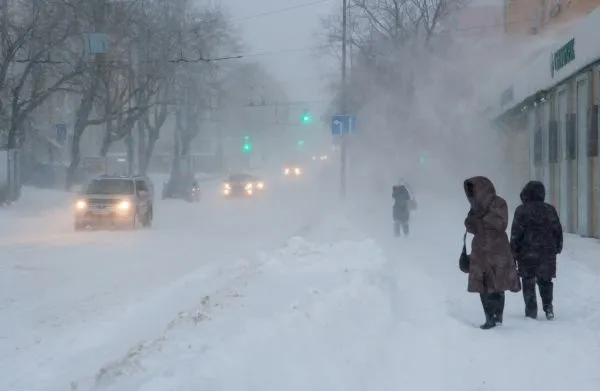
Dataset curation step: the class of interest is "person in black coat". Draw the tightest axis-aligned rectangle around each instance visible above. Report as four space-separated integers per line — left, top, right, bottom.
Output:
392 184 412 237
510 181 563 320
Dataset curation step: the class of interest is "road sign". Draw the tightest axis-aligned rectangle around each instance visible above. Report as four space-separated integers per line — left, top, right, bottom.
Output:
55 123 67 145
84 33 108 54
331 115 356 135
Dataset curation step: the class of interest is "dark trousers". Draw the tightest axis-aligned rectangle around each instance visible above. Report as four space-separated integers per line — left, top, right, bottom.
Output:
394 220 409 237
521 271 553 317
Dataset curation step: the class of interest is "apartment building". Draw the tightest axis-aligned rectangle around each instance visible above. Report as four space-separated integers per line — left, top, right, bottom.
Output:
505 0 600 35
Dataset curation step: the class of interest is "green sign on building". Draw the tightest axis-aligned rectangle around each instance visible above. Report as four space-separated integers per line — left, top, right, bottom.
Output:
551 38 575 77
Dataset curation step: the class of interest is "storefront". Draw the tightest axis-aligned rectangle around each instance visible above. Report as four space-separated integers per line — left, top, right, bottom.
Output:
490 8 600 237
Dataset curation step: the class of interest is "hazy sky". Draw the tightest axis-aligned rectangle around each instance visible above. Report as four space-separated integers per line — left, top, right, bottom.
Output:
222 0 336 105
220 0 502 105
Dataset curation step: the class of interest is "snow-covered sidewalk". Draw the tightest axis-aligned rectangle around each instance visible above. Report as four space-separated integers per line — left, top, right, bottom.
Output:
64 206 600 391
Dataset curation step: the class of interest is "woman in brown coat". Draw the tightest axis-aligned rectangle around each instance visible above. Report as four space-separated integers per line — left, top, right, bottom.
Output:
464 176 521 329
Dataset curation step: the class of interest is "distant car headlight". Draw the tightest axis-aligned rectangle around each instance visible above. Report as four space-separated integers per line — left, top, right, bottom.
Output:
284 168 290 175
117 200 131 212
75 200 87 210
245 183 253 190
294 167 301 175
256 181 264 189
224 183 231 189
320 155 328 160
223 188 231 195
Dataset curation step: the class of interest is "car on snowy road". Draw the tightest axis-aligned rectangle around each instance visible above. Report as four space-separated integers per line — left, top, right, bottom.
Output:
73 175 154 231
222 173 263 197
283 164 303 178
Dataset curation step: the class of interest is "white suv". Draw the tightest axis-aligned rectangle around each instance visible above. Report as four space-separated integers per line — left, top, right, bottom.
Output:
73 175 154 230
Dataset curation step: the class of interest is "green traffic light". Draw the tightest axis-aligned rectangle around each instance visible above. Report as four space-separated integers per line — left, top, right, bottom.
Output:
242 134 252 153
300 111 312 123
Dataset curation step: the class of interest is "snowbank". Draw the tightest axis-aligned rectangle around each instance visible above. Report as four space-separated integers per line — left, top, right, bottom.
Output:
82 205 600 391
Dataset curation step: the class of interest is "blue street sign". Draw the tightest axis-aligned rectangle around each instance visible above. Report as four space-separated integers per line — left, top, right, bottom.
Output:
84 33 108 54
56 123 67 144
331 115 356 136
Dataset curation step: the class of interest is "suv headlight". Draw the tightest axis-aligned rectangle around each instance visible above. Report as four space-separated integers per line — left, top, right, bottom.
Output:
117 200 131 212
75 199 87 210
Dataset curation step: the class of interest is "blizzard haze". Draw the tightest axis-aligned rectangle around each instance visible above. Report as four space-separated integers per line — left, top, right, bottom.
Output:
1 0 600 390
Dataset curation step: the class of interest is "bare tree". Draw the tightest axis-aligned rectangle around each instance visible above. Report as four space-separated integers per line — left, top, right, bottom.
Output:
166 2 239 185
0 0 85 149
318 0 470 163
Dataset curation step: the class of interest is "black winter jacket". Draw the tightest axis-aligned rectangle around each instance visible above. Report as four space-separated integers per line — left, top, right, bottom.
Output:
510 181 563 263
392 185 411 221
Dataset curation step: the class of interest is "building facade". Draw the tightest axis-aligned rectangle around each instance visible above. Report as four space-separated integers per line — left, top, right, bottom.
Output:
492 7 600 237
452 5 505 36
504 0 600 35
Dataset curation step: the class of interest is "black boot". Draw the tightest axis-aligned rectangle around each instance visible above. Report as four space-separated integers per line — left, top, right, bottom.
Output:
480 312 497 329
522 277 538 319
479 293 497 330
494 293 505 325
538 278 554 320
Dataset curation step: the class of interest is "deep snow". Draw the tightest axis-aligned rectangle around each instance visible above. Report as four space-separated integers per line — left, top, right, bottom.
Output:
85 204 600 391
0 174 338 391
1 170 600 391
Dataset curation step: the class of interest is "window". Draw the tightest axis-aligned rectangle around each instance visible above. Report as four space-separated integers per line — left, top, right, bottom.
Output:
566 113 577 160
87 179 134 195
135 179 148 193
549 120 558 163
534 128 542 165
589 105 599 157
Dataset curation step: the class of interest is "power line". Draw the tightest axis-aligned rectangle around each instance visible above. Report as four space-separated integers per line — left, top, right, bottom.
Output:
240 45 328 58
229 18 541 61
233 0 333 22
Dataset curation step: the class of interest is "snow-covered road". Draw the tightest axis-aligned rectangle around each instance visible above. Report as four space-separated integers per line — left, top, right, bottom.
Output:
0 173 337 391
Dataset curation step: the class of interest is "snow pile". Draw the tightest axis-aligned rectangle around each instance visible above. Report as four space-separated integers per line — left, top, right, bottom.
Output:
84 203 599 391
84 234 395 391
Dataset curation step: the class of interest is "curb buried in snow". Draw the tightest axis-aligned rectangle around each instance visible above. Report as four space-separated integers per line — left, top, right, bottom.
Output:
84 234 386 390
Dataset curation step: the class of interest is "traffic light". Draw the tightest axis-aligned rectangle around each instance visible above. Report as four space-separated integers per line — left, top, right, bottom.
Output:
300 110 312 124
242 135 252 153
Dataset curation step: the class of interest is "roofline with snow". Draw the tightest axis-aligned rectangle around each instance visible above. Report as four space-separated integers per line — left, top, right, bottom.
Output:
489 8 600 120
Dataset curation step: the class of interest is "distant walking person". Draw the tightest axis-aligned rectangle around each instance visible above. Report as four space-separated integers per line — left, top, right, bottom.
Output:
510 181 563 320
392 183 413 237
463 176 521 329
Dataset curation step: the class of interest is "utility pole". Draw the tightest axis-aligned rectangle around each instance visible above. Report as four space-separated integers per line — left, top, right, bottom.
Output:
138 0 148 173
340 0 348 198
127 42 134 176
